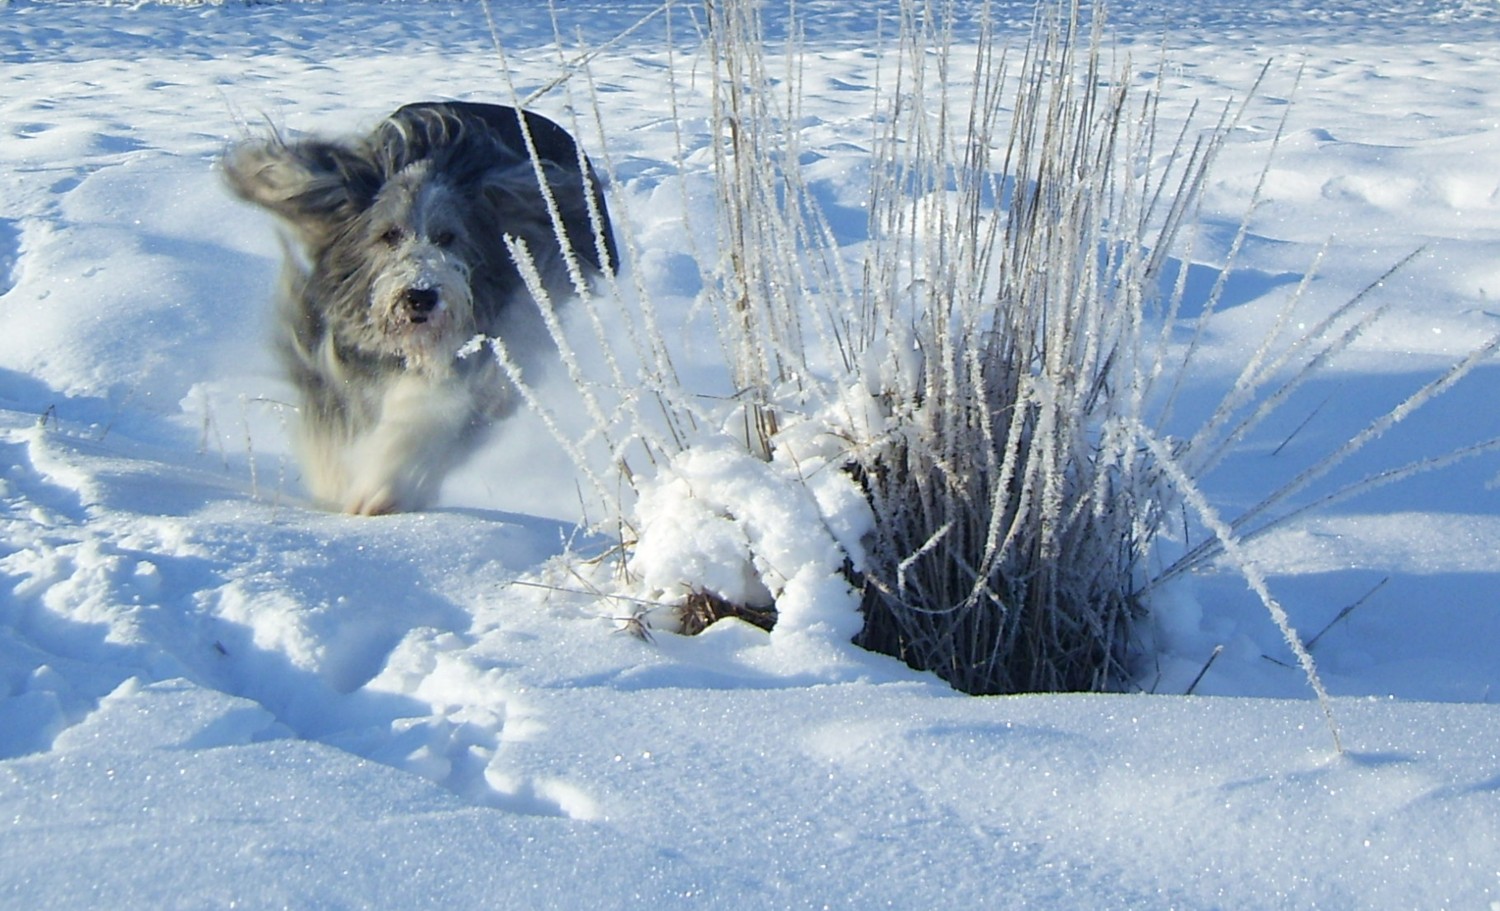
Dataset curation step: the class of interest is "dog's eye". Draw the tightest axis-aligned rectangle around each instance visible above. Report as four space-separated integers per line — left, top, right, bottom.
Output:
433 230 457 248
379 227 404 246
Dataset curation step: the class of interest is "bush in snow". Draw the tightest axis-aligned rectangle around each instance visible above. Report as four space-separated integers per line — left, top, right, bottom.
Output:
495 0 1499 734
685 0 1202 695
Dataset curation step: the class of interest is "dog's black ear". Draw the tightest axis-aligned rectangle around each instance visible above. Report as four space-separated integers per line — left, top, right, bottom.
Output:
222 137 378 247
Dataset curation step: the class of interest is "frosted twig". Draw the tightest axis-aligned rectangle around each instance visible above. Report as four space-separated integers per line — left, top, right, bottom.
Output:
1135 422 1343 753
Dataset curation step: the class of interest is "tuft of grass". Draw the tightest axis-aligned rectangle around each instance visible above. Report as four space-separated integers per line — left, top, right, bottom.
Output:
486 0 1500 751
684 0 1498 743
688 0 1210 696
841 2 1181 696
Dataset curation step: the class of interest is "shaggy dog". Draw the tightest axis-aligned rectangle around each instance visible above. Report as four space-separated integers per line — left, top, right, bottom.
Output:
223 101 617 514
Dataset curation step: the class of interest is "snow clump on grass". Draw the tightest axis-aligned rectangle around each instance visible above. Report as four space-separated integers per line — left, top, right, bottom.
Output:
625 426 873 649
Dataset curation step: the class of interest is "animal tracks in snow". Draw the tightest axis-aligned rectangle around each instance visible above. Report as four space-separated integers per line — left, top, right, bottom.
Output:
0 416 600 819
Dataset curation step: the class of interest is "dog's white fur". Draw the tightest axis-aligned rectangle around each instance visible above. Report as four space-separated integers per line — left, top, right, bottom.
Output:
223 102 615 514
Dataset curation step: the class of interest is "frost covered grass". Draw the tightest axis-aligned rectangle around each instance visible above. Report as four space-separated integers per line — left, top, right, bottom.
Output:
841 3 1184 697
832 3 1500 710
685 0 1258 698
511 0 1500 724
514 0 1221 676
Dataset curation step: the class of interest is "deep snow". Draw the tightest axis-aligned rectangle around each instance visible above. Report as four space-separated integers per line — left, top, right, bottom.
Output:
2 0 1500 907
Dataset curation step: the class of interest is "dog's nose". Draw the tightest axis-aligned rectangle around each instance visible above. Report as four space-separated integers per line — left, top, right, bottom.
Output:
403 287 440 320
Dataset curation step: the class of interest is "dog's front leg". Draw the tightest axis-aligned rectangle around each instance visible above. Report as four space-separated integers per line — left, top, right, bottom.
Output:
342 374 477 515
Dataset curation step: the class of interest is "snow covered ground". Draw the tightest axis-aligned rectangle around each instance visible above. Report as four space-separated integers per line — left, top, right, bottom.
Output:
3 0 1500 907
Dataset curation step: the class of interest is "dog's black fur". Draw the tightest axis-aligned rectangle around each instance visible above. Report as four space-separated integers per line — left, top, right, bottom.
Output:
224 102 616 514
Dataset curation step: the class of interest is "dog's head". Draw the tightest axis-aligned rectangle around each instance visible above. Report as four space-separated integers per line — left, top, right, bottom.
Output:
223 137 485 373
223 104 616 374
353 160 478 371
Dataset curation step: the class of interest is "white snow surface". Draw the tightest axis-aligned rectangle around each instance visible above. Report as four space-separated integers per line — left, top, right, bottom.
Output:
3 0 1500 907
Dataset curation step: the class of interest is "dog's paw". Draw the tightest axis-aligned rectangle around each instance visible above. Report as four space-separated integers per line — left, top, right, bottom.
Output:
344 485 400 516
